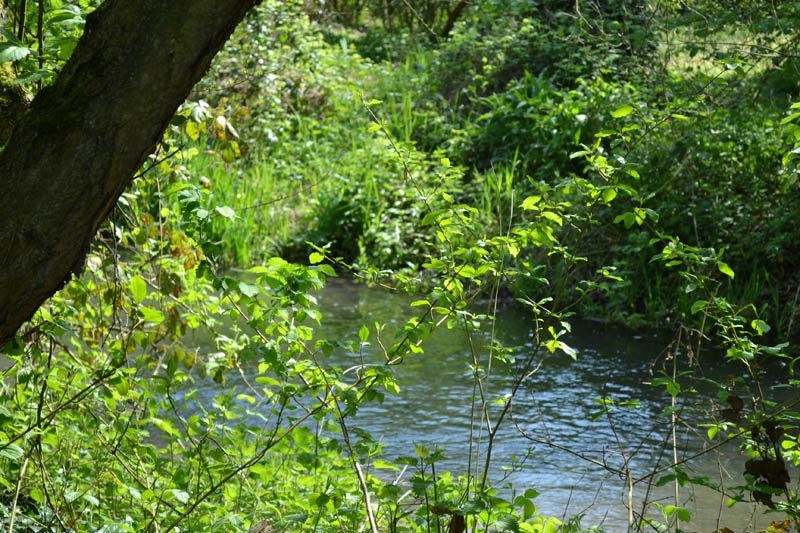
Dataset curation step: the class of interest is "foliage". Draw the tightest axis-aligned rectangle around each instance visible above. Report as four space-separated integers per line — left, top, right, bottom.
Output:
2 0 800 530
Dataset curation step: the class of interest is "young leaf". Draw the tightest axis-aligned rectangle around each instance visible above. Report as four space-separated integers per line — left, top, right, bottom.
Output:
717 261 734 279
130 275 147 304
612 105 634 118
140 307 164 324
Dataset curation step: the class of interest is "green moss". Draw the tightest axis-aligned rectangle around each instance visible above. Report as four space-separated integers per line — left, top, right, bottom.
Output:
0 63 32 145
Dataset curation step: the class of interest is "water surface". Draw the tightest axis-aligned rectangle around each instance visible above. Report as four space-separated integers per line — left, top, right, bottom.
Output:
193 277 792 531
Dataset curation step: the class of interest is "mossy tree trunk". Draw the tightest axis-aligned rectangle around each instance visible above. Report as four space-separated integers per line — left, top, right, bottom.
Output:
0 0 259 344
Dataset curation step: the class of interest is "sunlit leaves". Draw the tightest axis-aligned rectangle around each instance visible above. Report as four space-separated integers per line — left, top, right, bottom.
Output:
0 29 31 62
716 261 734 279
611 104 634 118
751 319 770 336
140 306 164 324
130 275 147 304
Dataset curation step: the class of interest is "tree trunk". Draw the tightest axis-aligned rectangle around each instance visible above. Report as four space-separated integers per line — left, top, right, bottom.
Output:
0 0 259 345
440 0 469 38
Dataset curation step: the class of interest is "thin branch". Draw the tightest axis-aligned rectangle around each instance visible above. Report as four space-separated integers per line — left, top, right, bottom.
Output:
8 458 29 533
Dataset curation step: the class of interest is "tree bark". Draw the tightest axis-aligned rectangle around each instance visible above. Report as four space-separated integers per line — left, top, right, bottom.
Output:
0 0 259 344
440 0 469 38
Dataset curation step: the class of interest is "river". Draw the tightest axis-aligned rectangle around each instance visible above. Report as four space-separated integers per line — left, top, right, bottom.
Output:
190 276 792 531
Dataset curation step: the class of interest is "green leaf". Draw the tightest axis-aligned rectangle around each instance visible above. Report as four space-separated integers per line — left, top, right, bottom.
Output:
373 459 400 470
751 319 770 336
221 141 241 163
612 105 634 118
309 252 324 264
614 212 635 229
690 300 707 314
185 121 201 141
495 514 520 532
0 28 19 42
717 261 734 279
152 417 179 437
11 69 52 85
130 275 147 304
520 196 541 210
140 307 164 324
238 281 259 298
0 443 24 461
541 211 562 226
215 205 236 219
602 187 617 203
318 264 336 277
781 112 800 125
656 474 676 487
675 507 691 522
0 42 31 62
358 325 369 343
559 341 577 360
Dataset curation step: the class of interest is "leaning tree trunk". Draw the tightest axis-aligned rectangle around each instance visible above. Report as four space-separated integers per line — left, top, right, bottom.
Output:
0 0 259 345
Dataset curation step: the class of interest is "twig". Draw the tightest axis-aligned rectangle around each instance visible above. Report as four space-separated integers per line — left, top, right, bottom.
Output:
8 458 29 533
164 403 326 532
0 367 115 454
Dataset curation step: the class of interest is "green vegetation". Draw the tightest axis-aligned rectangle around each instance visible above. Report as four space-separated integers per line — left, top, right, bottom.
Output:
2 0 800 531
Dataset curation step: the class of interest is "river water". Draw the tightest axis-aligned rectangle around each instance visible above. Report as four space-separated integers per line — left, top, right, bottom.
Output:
192 277 793 531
